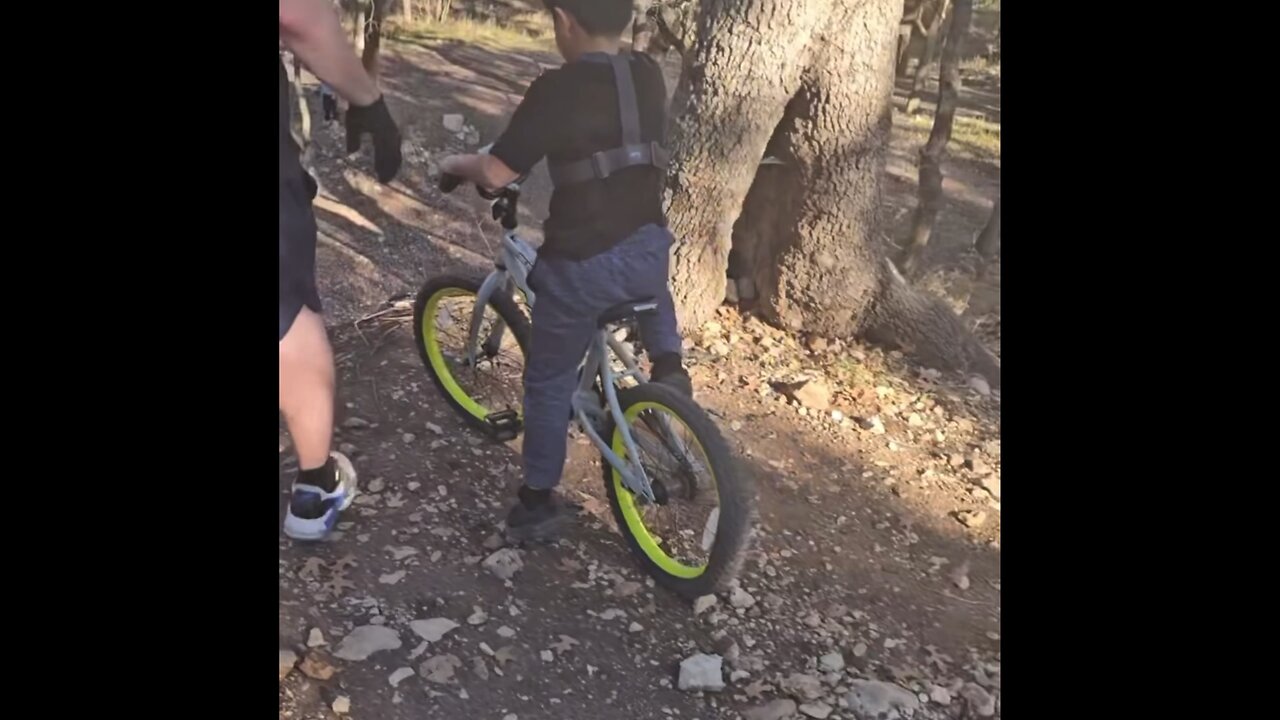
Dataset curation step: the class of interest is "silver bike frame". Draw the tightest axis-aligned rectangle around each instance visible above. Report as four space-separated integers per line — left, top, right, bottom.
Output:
466 230 657 502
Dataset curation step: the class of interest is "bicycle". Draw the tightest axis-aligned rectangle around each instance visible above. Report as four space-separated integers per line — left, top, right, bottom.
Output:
412 171 753 599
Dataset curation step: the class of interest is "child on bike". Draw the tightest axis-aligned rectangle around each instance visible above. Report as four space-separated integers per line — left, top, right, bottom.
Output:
439 0 691 542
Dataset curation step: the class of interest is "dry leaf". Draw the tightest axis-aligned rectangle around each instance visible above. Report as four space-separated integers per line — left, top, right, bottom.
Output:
550 635 579 654
299 653 337 680
323 572 356 598
493 645 517 667
420 654 463 684
299 557 326 581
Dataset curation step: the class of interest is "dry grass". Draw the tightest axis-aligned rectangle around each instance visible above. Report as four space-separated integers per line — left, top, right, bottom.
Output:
388 14 554 53
899 111 1001 162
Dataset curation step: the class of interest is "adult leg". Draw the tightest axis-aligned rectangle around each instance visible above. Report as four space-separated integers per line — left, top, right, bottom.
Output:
280 173 356 541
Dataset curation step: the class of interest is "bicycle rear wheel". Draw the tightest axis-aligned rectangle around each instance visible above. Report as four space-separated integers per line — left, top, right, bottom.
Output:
602 383 753 599
413 274 531 434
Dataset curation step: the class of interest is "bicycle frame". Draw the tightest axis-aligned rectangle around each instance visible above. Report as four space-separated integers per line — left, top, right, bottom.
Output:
467 230 658 502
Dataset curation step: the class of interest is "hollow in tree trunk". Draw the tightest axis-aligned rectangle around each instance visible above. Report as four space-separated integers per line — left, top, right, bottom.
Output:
666 0 999 386
899 0 972 277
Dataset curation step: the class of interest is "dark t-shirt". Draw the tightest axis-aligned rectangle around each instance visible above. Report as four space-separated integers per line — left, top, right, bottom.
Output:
280 56 303 181
490 52 668 261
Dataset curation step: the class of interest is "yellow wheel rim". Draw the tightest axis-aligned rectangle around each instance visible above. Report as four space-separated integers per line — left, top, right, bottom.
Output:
611 400 713 579
421 288 519 422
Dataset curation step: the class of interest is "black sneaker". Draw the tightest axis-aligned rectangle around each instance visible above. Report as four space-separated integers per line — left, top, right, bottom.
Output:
504 486 574 543
651 353 693 397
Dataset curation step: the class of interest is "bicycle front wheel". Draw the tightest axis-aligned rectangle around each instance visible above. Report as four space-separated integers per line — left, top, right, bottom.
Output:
413 274 530 433
602 383 753 599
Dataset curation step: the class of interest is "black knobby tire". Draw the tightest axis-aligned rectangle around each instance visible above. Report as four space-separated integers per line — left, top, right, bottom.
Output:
601 382 753 599
412 274 532 434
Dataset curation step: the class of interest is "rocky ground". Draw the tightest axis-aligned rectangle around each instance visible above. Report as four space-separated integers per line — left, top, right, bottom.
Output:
280 30 1000 720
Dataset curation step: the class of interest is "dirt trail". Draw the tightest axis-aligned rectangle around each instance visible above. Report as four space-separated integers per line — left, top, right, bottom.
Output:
281 38 1001 720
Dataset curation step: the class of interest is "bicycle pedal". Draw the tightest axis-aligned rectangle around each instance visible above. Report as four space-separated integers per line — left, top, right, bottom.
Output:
485 410 522 441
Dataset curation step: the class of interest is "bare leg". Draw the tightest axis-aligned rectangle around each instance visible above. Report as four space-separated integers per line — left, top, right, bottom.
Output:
279 306 334 470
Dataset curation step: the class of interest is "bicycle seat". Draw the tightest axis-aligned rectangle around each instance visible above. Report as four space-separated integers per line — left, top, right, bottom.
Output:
597 298 658 328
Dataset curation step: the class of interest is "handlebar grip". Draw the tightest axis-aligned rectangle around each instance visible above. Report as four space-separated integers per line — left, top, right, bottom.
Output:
438 173 463 194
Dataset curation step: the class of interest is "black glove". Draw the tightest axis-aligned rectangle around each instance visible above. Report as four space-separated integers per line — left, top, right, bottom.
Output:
345 95 402 183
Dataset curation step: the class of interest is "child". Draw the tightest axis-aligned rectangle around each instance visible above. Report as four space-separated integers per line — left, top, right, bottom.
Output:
320 82 339 122
439 0 692 542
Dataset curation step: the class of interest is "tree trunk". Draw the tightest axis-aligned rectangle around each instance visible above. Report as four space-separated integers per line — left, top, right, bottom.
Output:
361 0 389 82
402 0 412 24
899 0 971 277
667 0 999 386
632 0 654 53
666 0 833 327
905 0 952 115
353 5 367 55
975 195 1000 262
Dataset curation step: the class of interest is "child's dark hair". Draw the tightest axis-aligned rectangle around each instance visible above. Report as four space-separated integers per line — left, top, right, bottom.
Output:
542 0 633 36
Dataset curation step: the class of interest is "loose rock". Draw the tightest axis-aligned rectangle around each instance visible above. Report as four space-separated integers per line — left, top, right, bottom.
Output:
730 586 757 609
693 594 718 615
306 628 327 648
818 651 845 673
781 673 824 701
332 696 351 714
929 685 952 705
483 548 524 580
420 654 463 684
298 652 336 680
968 375 992 396
981 474 1001 499
615 580 643 597
961 683 997 717
389 667 415 687
333 625 402 661
844 680 920 717
799 701 833 719
442 114 465 133
410 618 459 643
744 699 797 720
791 379 832 411
678 653 725 692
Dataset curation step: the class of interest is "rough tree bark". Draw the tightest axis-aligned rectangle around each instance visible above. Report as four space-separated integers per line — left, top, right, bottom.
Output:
402 0 412 24
905 0 952 115
667 0 999 385
899 0 971 277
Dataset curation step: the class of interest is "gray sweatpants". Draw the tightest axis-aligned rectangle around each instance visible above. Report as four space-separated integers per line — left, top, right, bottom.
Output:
523 223 682 490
